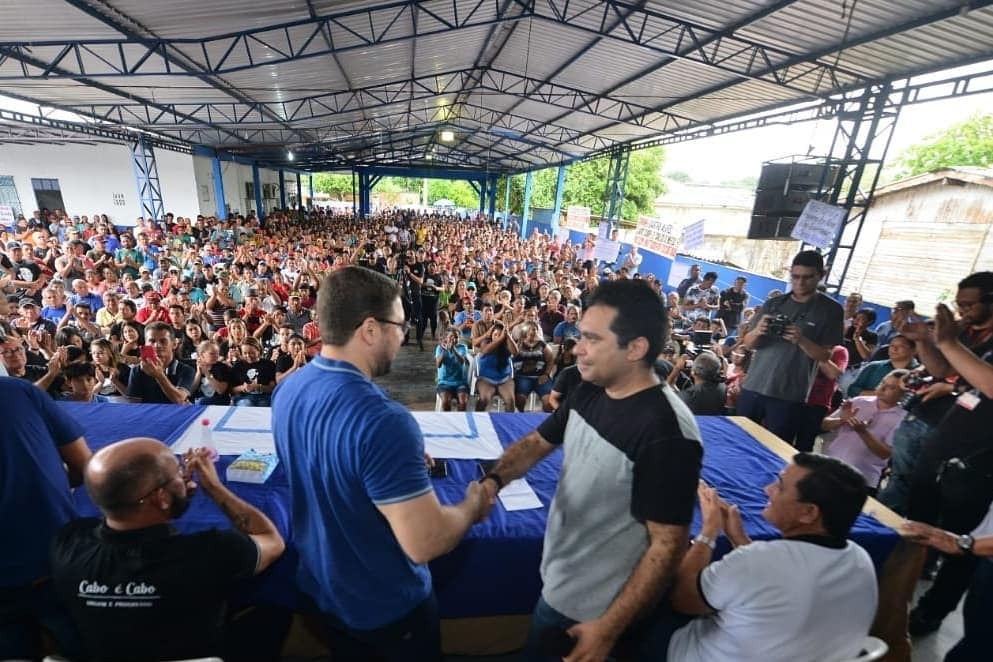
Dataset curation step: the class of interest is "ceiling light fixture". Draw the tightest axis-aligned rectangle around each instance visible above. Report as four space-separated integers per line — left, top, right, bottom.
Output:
440 130 455 142
287 150 294 161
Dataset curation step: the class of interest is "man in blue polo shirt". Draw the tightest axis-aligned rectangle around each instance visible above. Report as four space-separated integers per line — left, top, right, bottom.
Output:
272 267 491 661
0 377 91 659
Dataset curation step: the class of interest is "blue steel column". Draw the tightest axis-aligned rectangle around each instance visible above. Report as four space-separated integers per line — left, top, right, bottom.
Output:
252 163 264 219
308 174 314 210
551 165 567 235
211 155 227 220
487 176 498 219
351 170 358 218
278 170 287 210
477 180 486 215
295 173 303 213
503 175 512 230
130 138 165 221
521 171 534 239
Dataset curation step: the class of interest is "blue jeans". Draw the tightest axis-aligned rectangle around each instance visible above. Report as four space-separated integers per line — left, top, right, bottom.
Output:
0 579 82 660
945 560 993 662
523 596 687 662
234 392 271 407
876 415 934 515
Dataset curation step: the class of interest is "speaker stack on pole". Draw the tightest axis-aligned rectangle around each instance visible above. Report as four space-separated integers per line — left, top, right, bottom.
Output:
747 161 838 239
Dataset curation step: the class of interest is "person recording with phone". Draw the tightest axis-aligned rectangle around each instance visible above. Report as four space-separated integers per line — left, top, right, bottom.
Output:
896 271 993 638
737 251 844 442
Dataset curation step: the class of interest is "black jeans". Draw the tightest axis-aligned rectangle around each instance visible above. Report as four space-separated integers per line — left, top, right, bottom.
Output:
303 592 441 662
794 403 829 453
418 295 438 342
907 428 993 620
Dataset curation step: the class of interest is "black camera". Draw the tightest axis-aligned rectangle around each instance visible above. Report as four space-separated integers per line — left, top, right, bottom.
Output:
899 372 934 411
767 314 792 337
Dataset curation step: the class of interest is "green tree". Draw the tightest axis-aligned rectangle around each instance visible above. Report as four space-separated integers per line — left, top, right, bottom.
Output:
892 112 993 178
312 172 353 200
499 147 666 221
427 179 480 208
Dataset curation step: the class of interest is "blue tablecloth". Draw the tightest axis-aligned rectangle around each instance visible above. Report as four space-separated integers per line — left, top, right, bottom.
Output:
58 403 898 619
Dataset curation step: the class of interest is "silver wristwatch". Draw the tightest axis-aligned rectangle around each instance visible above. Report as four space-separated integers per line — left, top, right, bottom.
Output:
957 534 975 554
693 534 717 550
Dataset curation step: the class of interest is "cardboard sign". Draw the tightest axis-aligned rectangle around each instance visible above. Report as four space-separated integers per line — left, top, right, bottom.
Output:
790 200 847 249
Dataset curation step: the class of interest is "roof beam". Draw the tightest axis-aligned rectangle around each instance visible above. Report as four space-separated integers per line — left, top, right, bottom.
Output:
0 0 537 79
58 0 316 145
567 0 993 152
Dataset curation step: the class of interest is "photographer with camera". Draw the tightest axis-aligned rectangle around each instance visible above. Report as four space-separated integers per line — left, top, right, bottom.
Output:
896 272 993 637
666 350 726 415
737 251 844 442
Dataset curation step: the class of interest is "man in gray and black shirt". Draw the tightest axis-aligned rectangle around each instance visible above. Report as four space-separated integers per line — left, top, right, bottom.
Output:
479 279 702 661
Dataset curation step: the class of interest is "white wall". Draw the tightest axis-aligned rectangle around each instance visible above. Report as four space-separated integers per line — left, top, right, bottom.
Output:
0 142 200 226
191 158 294 218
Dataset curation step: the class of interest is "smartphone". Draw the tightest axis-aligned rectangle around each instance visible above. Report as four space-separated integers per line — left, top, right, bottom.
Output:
477 460 497 479
428 459 448 479
140 346 157 361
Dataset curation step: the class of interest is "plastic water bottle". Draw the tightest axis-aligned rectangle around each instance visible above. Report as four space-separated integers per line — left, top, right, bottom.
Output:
201 418 219 461
526 391 541 412
490 395 506 413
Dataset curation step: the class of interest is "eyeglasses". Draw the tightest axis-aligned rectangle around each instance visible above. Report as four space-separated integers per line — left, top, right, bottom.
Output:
373 317 411 334
134 469 182 505
0 345 26 357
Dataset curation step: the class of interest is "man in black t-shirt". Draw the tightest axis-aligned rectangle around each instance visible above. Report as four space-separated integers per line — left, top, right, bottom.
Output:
480 280 702 660
717 277 749 333
900 272 993 637
51 438 285 662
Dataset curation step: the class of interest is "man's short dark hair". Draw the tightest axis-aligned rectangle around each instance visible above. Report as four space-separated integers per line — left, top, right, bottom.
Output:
894 300 914 311
586 279 668 367
64 361 96 380
317 267 401 346
144 321 175 339
791 250 826 274
702 271 718 282
86 452 169 516
958 271 993 295
120 299 137 314
793 452 868 540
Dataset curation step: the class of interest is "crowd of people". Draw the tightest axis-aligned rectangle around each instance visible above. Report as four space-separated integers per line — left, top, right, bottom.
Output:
4 204 993 661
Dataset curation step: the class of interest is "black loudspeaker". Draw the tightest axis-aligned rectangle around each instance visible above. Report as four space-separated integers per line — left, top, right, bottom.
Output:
747 215 798 240
757 163 835 190
748 162 839 240
753 188 816 217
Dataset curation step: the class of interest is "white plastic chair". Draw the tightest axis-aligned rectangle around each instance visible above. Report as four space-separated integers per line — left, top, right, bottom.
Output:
840 636 888 661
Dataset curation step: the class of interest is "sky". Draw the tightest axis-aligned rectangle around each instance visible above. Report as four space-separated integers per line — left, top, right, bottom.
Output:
663 61 993 184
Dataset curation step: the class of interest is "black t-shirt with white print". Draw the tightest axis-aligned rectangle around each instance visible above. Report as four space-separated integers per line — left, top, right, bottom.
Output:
51 518 258 662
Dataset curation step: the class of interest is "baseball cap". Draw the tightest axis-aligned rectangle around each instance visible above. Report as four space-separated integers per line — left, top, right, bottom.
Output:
6 241 21 249
144 291 162 302
18 297 38 308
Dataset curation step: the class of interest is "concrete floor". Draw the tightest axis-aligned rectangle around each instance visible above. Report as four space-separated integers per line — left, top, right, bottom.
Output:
375 334 449 411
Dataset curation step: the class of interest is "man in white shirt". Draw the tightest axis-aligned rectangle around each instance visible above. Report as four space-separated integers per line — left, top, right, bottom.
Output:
667 453 878 662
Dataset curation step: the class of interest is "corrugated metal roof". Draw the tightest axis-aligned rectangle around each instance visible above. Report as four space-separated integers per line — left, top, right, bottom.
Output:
0 0 991 172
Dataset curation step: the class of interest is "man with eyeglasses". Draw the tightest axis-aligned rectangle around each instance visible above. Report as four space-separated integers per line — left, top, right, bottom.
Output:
50 439 285 662
272 267 491 660
0 375 91 660
895 271 993 638
737 250 844 442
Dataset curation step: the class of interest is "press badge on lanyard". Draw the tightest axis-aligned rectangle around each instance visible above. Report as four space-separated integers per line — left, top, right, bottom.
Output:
956 390 982 411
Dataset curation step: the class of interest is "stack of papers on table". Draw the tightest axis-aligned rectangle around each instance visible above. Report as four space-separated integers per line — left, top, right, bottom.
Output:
498 478 543 511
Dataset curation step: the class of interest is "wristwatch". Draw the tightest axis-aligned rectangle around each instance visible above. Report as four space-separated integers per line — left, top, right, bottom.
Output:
957 534 975 554
692 534 717 550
